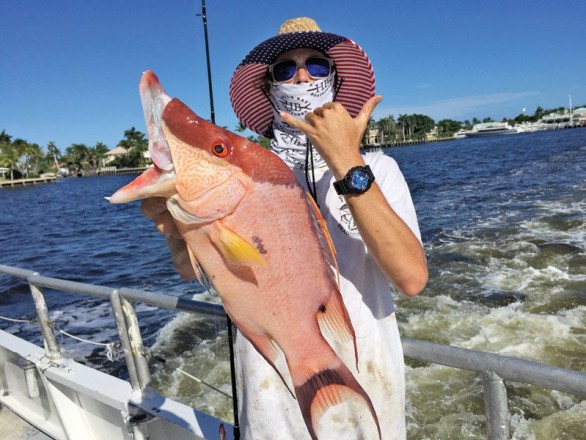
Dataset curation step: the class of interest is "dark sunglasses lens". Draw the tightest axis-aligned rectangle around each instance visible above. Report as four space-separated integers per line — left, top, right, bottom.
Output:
273 60 297 82
306 58 331 78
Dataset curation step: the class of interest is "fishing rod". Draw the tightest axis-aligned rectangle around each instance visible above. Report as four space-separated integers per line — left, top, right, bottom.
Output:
197 2 240 438
199 0 216 124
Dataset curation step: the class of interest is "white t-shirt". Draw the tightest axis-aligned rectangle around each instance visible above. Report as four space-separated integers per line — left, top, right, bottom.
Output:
235 152 421 440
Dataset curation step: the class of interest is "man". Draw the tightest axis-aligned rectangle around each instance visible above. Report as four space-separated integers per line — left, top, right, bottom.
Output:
144 17 427 439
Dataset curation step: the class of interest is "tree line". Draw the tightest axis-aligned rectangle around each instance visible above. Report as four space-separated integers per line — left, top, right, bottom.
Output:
2 103 581 180
0 127 148 180
366 104 584 143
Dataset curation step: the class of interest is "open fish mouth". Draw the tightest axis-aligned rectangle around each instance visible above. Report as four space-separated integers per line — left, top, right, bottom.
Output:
108 70 177 204
140 70 173 172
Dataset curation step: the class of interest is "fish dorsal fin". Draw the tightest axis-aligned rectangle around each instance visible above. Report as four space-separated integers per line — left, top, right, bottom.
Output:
208 222 266 267
305 192 340 288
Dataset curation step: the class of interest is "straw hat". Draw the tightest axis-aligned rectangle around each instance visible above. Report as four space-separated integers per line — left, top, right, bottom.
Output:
229 17 376 138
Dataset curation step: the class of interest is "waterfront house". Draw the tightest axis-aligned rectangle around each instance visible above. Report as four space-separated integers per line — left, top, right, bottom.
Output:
103 146 128 165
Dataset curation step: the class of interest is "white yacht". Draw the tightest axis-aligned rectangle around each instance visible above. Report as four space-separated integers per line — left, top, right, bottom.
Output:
465 122 518 137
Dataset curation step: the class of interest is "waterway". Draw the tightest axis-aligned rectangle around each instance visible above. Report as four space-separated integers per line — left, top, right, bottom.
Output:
1 128 585 439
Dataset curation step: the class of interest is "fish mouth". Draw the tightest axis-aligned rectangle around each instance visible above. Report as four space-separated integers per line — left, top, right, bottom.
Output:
108 70 177 203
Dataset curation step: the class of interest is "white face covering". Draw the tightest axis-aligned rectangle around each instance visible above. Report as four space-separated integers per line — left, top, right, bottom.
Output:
269 75 335 170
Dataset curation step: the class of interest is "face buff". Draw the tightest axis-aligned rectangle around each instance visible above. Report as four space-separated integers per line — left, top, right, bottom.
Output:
269 75 335 170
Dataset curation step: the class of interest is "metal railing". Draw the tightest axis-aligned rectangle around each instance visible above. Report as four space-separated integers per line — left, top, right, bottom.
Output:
1 264 585 440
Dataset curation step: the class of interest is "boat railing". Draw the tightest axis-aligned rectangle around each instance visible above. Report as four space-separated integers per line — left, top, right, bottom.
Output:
1 264 585 440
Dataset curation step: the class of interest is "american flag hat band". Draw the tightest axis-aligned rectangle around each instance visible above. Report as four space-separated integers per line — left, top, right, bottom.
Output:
229 30 376 138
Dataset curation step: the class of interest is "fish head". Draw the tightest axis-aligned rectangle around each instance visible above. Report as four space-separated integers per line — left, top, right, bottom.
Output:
161 97 295 223
161 98 248 206
109 70 294 224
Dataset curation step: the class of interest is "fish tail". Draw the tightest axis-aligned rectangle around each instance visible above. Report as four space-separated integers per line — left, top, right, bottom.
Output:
294 363 381 440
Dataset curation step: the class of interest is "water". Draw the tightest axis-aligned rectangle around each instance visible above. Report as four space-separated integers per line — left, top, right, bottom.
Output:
1 129 585 439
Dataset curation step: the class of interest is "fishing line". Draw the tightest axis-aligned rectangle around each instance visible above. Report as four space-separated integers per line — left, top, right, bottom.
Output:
144 348 232 399
304 139 320 208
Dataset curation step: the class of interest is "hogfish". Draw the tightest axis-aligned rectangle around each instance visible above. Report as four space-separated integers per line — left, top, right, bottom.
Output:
109 70 380 439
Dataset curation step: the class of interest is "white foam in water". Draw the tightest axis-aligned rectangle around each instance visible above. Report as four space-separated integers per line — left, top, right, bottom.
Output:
148 308 233 421
398 158 586 438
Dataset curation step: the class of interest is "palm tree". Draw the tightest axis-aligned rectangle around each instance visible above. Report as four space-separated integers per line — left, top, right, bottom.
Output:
65 143 90 170
123 127 147 149
11 138 30 177
377 116 396 144
397 114 408 142
534 106 545 121
91 142 110 168
123 127 140 142
0 137 19 180
0 130 12 144
26 143 44 176
46 141 61 170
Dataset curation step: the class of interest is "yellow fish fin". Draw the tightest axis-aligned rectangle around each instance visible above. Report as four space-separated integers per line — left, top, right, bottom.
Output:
209 222 267 267
306 192 340 288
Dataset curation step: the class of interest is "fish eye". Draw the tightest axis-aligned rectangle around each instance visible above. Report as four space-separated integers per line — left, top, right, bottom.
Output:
212 143 229 158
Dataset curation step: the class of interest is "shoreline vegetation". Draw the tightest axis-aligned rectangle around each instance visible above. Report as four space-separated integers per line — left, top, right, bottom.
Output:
1 104 584 183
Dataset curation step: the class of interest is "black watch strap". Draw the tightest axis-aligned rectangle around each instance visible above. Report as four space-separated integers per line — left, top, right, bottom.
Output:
333 178 352 195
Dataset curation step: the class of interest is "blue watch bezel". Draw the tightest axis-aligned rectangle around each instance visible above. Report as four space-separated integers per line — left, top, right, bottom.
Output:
333 165 375 195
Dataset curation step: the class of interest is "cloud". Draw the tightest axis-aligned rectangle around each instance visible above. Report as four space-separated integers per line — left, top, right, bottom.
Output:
376 91 540 120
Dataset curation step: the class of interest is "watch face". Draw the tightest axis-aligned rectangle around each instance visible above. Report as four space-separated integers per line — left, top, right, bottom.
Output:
350 170 371 190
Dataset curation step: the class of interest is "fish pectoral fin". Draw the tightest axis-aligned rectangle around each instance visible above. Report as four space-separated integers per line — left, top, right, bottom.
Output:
186 246 208 287
208 223 266 267
316 295 359 370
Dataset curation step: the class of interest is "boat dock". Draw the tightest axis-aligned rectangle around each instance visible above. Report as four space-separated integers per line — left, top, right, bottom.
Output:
78 166 148 177
0 176 57 189
363 136 461 150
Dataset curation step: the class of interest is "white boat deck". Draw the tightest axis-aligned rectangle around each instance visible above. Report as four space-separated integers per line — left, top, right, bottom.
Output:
0 329 232 440
0 405 51 440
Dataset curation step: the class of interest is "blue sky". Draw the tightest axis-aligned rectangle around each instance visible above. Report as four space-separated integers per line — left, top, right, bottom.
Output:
2 0 585 151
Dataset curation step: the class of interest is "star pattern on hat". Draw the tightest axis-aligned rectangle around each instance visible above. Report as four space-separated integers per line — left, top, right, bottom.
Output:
240 32 346 66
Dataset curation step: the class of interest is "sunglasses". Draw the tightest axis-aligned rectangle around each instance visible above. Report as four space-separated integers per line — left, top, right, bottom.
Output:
268 57 334 83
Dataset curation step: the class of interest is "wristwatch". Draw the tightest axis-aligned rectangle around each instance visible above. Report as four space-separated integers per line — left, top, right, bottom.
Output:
333 165 375 195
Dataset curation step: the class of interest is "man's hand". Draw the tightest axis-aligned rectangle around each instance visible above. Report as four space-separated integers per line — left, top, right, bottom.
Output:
279 95 383 179
141 198 197 280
